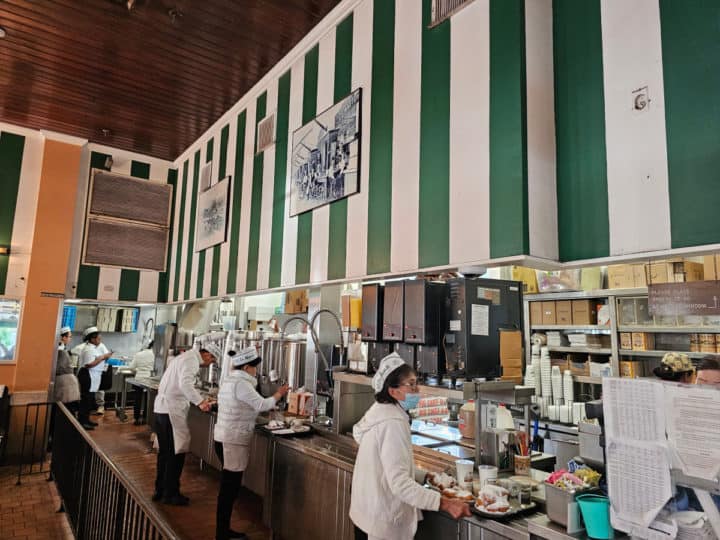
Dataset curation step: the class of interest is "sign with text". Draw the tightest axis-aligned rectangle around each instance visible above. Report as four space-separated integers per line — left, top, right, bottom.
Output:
648 282 720 316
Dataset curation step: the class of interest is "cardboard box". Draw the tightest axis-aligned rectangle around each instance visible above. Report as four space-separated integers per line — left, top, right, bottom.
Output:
501 366 523 378
570 360 590 376
620 332 633 350
703 255 720 281
633 265 647 287
631 332 655 351
541 301 557 325
285 289 308 314
607 265 636 289
501 376 523 384
500 329 523 369
530 302 543 326
512 266 539 294
551 357 569 373
287 391 313 416
556 300 572 325
571 300 597 325
645 260 704 285
589 361 613 378
620 360 643 378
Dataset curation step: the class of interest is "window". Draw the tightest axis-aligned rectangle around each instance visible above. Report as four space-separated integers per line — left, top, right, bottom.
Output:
0 299 21 361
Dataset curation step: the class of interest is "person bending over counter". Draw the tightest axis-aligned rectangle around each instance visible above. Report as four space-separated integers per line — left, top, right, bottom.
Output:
213 346 289 540
127 341 156 424
350 353 471 540
153 344 218 506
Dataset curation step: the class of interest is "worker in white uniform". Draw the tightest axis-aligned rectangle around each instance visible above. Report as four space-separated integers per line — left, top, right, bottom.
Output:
125 341 155 424
78 327 112 429
213 347 289 540
350 353 471 540
153 343 218 506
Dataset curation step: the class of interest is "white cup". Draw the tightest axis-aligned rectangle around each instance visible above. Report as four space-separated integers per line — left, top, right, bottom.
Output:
477 464 498 488
456 459 474 489
549 405 559 421
560 405 570 424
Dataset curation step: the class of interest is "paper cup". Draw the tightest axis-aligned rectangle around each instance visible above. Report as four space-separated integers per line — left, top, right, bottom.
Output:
477 464 498 489
514 454 532 476
456 459 474 489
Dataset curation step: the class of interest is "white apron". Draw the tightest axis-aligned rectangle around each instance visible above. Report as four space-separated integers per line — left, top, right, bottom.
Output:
167 398 192 454
222 442 250 472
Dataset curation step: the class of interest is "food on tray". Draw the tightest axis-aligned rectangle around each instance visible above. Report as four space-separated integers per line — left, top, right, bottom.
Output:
486 500 510 513
476 485 511 513
267 420 286 430
440 487 474 502
427 472 457 490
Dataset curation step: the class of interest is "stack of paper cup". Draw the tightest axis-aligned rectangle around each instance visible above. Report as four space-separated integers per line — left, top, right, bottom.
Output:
563 370 574 402
551 366 563 399
573 402 586 424
478 465 498 489
540 349 552 400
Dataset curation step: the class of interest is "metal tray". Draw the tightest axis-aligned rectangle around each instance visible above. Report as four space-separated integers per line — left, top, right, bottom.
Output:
264 425 313 437
472 499 536 520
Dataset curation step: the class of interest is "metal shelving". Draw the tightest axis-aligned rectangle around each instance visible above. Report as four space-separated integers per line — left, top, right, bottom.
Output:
531 325 612 333
618 325 720 334
546 346 612 355
572 375 603 384
618 349 710 360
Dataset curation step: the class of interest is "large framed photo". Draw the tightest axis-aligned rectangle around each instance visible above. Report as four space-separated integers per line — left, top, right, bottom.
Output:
290 88 361 216
195 176 230 252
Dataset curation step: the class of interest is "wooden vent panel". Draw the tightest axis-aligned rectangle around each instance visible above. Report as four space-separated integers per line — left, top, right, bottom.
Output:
89 170 172 227
84 218 168 272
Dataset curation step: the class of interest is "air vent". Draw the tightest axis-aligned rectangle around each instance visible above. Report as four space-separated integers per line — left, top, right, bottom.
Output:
256 113 276 154
83 218 168 272
430 0 475 27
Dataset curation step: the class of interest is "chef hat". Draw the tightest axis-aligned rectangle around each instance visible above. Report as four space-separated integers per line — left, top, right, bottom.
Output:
231 346 260 367
83 326 99 338
60 326 72 336
372 352 407 393
201 342 223 360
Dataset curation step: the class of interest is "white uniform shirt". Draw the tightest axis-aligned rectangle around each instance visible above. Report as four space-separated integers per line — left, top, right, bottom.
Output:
214 370 277 445
154 349 204 414
80 342 110 393
128 349 155 378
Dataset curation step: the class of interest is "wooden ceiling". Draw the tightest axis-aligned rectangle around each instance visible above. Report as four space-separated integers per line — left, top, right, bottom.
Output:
0 0 342 160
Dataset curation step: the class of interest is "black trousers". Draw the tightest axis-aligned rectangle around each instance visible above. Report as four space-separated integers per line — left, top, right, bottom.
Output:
79 391 95 425
354 526 368 540
214 442 244 540
154 413 186 498
133 388 146 421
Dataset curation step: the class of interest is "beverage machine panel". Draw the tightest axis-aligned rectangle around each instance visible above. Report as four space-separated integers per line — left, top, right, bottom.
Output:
404 280 447 377
394 342 416 368
382 281 405 342
361 284 383 341
367 342 392 372
444 278 523 379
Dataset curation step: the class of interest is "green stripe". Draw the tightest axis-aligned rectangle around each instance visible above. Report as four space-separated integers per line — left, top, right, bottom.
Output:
173 160 189 301
295 45 320 285
227 111 248 294
118 160 151 301
489 0 529 258
553 0 609 261
210 125 230 296
158 168 177 303
76 151 111 299
418 0 451 268
366 0 395 275
660 1 720 248
184 150 201 299
269 71 292 289
246 93 268 292
0 132 25 295
327 14 354 281
196 139 214 298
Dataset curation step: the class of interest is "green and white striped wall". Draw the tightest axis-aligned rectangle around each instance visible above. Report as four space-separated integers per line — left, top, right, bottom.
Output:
169 0 558 302
72 144 175 303
554 0 720 262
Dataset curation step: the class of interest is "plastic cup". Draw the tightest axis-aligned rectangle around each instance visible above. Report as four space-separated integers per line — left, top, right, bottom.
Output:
477 464 498 488
455 459 474 489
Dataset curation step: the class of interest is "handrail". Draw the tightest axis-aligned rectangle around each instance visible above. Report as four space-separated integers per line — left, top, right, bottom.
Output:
55 402 180 539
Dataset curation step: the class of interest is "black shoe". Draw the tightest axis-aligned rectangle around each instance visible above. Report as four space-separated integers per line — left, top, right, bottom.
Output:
88 420 99 427
151 491 163 502
81 423 95 430
133 419 143 426
162 494 189 506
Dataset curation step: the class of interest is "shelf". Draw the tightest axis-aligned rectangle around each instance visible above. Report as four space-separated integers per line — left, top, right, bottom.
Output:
531 325 611 333
546 346 613 355
525 287 648 301
572 375 603 384
619 349 709 360
618 325 720 334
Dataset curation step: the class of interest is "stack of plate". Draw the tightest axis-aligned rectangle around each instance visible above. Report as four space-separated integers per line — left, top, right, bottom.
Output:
540 349 552 400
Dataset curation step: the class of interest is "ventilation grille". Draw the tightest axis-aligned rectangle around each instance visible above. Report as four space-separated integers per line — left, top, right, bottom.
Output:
256 113 276 154
430 0 475 27
84 218 168 271
89 170 172 226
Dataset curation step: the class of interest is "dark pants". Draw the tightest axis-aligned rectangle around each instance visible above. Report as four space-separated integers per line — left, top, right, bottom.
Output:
154 413 186 498
48 401 79 449
354 526 368 540
133 388 146 421
79 391 95 425
214 442 244 540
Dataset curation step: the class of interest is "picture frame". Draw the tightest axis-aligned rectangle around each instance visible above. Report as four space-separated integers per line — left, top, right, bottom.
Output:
195 175 230 252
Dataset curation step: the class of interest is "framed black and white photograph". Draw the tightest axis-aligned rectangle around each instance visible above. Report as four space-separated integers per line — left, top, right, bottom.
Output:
195 176 230 252
290 88 361 216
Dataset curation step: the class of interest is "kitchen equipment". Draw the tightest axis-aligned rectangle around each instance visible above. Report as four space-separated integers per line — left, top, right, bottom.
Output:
578 421 604 467
404 280 446 345
545 482 593 530
367 341 392 372
361 284 384 341
394 342 415 368
283 337 307 389
416 345 443 379
382 281 405 341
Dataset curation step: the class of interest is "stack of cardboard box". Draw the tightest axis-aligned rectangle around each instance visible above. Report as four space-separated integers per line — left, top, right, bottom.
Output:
499 329 523 383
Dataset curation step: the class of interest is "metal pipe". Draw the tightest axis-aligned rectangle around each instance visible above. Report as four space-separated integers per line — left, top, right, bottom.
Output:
309 308 345 367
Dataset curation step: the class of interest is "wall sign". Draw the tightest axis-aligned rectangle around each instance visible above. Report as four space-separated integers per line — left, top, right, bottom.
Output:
648 282 720 316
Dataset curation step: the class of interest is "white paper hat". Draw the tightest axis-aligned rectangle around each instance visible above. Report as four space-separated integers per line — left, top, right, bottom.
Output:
83 326 99 338
60 326 72 336
371 353 406 393
232 346 259 367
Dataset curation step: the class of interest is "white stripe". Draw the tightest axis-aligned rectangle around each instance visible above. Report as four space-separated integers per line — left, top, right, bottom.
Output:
202 137 220 299
167 163 183 301
5 131 43 298
236 103 258 293
525 0 558 260
177 160 192 301
601 0 671 256
256 81 279 291
281 60 305 287
217 117 238 298
309 29 336 284
182 156 197 301
346 0 373 279
449 0 490 265
189 147 203 299
390 1 422 273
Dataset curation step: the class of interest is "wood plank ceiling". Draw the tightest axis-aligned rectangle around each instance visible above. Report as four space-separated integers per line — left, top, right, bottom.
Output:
0 0 342 160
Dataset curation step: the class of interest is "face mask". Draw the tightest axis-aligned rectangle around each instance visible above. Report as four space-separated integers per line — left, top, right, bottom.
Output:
398 393 421 411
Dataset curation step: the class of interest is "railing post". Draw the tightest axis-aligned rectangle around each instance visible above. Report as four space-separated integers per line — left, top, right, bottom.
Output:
16 404 30 485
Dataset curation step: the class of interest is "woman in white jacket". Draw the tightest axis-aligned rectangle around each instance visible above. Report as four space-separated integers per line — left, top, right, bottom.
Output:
214 347 289 540
350 353 470 540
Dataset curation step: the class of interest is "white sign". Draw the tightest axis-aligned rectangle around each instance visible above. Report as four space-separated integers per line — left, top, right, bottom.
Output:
471 304 489 336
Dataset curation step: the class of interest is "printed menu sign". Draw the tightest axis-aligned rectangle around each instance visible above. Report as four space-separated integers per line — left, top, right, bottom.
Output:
648 282 720 316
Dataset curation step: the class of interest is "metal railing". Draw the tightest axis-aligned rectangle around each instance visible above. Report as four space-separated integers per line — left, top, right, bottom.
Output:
52 403 179 540
15 401 52 485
